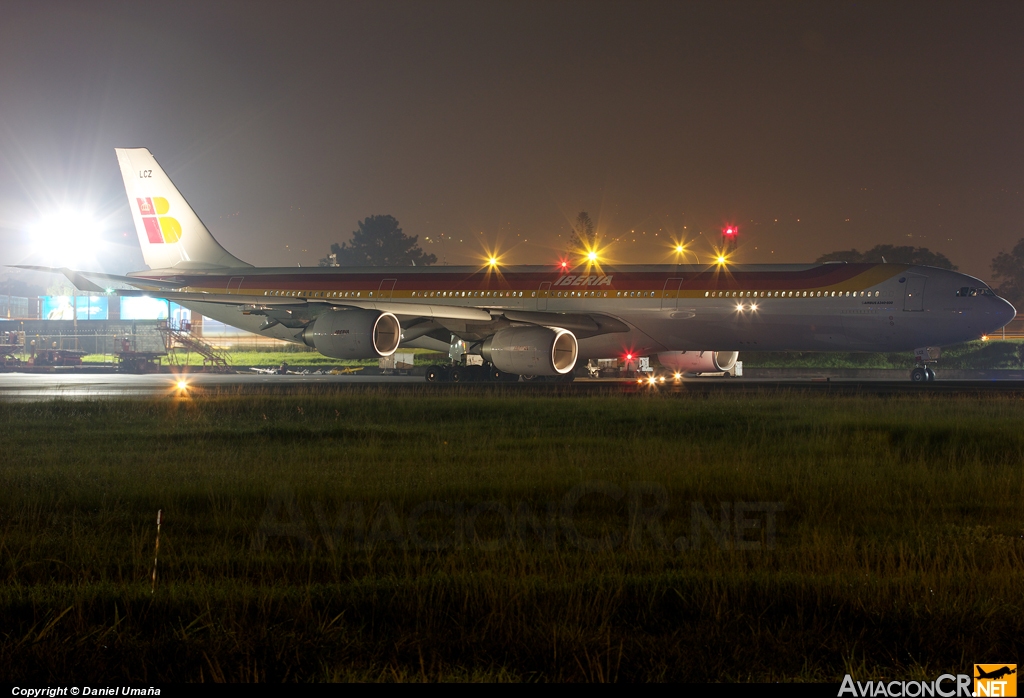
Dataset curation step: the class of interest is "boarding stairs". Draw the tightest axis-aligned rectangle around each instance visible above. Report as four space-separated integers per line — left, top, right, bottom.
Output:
158 321 232 372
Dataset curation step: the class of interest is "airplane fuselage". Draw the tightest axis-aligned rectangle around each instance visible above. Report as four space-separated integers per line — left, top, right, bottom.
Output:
130 261 1015 360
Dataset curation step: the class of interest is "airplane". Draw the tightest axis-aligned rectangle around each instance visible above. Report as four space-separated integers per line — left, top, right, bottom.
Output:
18 147 1017 383
976 667 1016 681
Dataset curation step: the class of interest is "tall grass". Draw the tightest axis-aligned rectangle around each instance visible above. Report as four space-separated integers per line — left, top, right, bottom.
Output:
0 388 1021 681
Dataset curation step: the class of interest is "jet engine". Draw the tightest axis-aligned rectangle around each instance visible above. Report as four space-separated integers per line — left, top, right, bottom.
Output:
301 308 401 359
481 326 578 376
658 350 738 375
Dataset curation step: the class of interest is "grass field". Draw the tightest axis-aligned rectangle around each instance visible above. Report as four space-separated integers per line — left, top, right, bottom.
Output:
1 387 1022 681
741 339 1024 369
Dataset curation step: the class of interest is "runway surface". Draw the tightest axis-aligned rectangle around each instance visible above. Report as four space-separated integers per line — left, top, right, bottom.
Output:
3 371 1024 399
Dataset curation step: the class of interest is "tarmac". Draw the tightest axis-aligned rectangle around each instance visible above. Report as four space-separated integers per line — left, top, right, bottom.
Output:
3 370 1024 400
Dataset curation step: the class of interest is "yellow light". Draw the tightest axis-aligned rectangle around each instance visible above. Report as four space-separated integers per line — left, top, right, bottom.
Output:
176 380 188 390
751 303 758 311
675 245 684 254
637 378 644 384
673 372 682 380
736 303 744 311
587 251 598 262
981 335 989 341
717 255 727 265
648 375 657 385
488 256 498 267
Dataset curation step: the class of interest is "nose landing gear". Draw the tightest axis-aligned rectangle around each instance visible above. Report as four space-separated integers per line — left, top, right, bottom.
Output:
910 365 935 382
910 347 940 382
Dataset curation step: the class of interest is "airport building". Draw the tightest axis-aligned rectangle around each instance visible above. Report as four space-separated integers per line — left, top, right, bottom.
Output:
0 293 288 371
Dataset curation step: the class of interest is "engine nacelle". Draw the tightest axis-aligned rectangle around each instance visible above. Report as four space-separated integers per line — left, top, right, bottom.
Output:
481 326 578 376
658 350 738 375
301 308 401 359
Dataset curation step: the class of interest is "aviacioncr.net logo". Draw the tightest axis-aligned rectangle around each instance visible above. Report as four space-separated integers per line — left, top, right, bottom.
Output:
839 674 973 697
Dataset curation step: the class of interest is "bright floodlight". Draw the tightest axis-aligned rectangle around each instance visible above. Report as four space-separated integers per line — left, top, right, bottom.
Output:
716 254 727 265
176 380 188 390
29 210 102 266
587 251 598 262
675 244 684 254
488 256 498 267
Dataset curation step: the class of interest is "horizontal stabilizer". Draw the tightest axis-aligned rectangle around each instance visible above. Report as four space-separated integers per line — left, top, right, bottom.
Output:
9 265 187 292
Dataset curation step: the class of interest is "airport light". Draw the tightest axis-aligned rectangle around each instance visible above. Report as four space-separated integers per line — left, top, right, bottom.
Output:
717 254 728 265
587 250 598 263
488 256 499 268
176 380 188 391
29 209 103 267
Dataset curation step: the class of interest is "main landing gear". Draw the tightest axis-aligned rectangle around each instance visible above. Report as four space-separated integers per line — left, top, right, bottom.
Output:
910 365 936 382
425 363 519 383
424 363 575 383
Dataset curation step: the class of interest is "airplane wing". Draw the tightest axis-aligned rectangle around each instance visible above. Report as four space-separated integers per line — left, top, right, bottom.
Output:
112 289 630 337
14 267 629 337
113 289 494 322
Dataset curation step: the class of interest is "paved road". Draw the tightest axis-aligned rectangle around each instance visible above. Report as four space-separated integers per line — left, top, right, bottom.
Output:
3 371 1024 400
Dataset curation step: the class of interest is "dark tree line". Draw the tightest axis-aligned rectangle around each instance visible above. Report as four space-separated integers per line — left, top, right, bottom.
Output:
320 215 435 267
815 245 957 270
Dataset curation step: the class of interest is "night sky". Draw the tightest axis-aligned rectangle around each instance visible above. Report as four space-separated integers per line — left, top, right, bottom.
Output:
1 1 1022 281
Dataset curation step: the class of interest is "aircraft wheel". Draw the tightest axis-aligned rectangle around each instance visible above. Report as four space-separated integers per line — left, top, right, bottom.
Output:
425 365 443 382
450 367 467 383
488 366 504 382
503 372 520 382
925 367 936 381
910 367 927 382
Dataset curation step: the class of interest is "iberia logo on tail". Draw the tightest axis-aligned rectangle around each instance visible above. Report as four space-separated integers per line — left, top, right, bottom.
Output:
136 197 182 244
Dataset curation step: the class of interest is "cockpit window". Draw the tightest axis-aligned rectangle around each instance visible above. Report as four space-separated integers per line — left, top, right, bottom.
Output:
956 287 995 297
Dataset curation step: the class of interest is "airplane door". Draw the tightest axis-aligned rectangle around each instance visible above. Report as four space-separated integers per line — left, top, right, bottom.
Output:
661 278 683 310
537 282 551 310
227 276 244 293
903 275 926 312
378 279 397 300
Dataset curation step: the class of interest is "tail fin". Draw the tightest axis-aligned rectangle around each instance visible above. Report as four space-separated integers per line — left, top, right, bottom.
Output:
115 148 251 270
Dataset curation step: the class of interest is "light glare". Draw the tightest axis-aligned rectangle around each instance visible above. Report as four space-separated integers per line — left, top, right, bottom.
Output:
29 209 103 266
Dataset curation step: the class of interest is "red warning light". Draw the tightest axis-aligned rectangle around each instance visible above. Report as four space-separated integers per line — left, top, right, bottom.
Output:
723 226 737 237
559 259 569 270
625 353 633 361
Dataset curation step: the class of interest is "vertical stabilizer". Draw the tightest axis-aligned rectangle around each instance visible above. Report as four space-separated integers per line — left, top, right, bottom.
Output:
115 148 251 270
